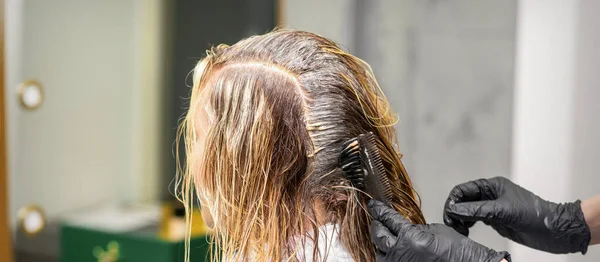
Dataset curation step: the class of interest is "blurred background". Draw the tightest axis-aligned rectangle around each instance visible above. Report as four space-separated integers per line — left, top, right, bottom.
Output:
1 0 599 261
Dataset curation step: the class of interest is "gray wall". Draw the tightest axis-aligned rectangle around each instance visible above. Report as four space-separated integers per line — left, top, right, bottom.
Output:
285 0 517 252
360 1 516 252
284 0 355 49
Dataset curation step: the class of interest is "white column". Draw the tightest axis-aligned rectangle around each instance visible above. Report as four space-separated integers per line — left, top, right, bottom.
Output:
5 0 25 232
512 0 600 261
130 0 167 203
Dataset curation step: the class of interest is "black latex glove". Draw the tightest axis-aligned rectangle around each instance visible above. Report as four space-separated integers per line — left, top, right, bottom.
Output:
443 176 591 254
369 200 510 262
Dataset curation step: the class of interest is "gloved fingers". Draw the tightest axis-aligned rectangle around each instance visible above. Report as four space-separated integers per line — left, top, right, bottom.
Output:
375 247 387 262
446 200 512 224
407 229 436 251
498 251 512 262
368 200 413 235
443 213 474 236
444 180 489 236
370 219 398 254
447 178 505 204
444 199 476 237
446 180 485 204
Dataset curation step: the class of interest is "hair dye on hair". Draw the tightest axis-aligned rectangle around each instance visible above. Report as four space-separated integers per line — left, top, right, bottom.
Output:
176 30 425 262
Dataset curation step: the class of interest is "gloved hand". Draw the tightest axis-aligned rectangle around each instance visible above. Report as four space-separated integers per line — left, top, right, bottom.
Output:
369 200 510 262
443 176 591 254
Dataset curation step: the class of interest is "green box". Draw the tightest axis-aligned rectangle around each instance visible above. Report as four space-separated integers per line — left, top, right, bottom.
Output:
60 223 212 262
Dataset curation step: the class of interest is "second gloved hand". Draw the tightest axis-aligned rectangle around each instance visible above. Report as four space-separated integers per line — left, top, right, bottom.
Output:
443 176 591 254
369 200 510 262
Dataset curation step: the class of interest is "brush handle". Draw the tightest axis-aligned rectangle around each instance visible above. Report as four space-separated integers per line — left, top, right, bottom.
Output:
362 160 390 205
358 132 393 206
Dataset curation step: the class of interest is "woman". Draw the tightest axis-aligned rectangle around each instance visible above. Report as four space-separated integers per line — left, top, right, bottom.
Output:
177 30 425 261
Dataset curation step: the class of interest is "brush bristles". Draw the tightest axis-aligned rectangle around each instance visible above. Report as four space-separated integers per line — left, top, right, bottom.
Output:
339 139 365 190
339 132 394 205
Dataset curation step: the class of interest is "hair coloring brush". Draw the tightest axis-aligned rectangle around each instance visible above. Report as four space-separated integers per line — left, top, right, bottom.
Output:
339 132 393 206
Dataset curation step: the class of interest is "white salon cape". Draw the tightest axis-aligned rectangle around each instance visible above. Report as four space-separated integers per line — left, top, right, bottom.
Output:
237 223 354 261
295 223 354 262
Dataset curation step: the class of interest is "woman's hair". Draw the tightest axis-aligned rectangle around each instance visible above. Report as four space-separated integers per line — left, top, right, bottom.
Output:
177 30 425 262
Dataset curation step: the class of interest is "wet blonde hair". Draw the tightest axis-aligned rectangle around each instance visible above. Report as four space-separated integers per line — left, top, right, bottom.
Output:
177 30 424 262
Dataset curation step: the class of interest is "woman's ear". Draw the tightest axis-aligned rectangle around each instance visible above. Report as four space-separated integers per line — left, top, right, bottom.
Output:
336 194 349 202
